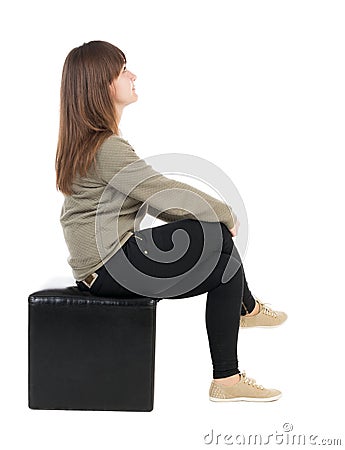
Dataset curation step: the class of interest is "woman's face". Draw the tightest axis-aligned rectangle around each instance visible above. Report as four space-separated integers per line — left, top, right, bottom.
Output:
110 64 138 109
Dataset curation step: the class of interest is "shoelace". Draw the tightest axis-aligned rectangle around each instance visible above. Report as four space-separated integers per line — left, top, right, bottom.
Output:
258 300 278 318
240 372 264 390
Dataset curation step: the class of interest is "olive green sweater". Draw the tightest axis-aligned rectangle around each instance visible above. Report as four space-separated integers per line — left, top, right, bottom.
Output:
60 135 237 281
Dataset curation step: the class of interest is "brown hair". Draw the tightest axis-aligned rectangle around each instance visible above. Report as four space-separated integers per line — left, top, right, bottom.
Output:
55 40 126 195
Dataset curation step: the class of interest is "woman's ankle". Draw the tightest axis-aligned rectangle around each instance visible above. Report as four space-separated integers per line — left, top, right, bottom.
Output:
214 373 240 386
246 300 260 316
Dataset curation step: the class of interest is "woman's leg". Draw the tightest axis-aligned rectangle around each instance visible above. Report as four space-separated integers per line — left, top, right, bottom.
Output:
241 269 257 315
80 219 256 379
165 223 254 378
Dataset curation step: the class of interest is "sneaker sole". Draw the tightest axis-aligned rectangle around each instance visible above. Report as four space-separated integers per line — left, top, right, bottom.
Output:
209 393 282 402
240 325 285 329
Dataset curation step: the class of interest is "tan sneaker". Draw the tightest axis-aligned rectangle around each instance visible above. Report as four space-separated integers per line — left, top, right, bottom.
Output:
209 371 282 402
240 299 287 328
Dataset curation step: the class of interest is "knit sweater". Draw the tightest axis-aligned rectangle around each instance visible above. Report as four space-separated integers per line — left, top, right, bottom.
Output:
59 134 237 281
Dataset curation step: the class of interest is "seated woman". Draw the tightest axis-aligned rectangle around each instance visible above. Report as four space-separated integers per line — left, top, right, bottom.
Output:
55 40 287 402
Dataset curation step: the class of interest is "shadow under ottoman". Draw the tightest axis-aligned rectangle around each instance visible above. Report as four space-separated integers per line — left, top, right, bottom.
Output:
28 286 161 412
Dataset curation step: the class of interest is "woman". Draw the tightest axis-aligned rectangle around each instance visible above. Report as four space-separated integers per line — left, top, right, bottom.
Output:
56 40 287 402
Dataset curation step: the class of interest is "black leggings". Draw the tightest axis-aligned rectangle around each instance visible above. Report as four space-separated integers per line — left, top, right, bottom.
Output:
76 219 256 379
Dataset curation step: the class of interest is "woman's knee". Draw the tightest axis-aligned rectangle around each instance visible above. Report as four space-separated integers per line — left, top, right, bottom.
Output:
219 222 234 254
167 219 233 255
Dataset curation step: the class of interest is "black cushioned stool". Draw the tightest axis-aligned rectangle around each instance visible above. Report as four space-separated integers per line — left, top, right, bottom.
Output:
28 286 161 412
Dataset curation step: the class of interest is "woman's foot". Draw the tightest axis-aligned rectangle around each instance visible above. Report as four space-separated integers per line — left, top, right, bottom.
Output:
240 299 288 328
209 371 282 402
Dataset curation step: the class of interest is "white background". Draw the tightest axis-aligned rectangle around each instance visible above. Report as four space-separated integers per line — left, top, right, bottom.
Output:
1 0 344 448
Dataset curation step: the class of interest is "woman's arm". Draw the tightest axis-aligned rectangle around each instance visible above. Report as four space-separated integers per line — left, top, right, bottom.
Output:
96 135 237 231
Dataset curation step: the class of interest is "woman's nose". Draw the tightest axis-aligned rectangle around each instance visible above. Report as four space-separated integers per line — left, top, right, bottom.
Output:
129 71 137 81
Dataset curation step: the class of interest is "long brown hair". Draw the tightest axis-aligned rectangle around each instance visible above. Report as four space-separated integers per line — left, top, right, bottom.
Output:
55 41 126 195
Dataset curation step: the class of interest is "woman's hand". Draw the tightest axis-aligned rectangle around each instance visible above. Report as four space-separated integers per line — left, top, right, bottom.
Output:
230 218 240 237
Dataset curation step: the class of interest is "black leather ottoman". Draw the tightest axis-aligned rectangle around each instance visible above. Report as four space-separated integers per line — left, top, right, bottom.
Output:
28 286 161 412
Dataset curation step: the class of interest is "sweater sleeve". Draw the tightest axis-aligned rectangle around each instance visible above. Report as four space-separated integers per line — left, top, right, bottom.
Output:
96 135 237 230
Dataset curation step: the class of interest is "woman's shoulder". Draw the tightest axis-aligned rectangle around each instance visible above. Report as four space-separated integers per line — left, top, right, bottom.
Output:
94 134 139 182
96 134 136 171
96 135 133 161
102 133 130 147
99 134 134 153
